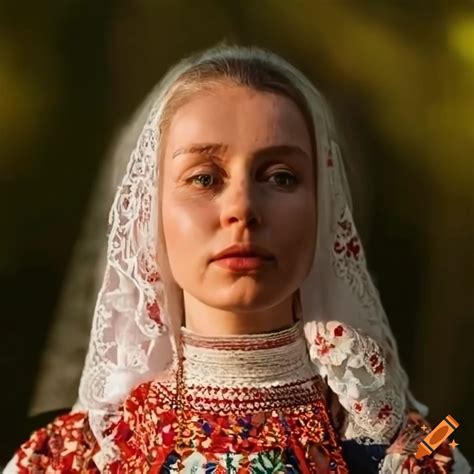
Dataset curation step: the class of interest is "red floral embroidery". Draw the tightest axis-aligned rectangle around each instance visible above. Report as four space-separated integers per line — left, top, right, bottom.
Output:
333 325 345 337
369 352 384 374
14 387 457 473
101 379 349 472
146 270 160 283
137 251 161 285
15 412 99 473
146 299 162 323
315 334 335 355
346 236 361 259
377 403 393 420
333 218 362 260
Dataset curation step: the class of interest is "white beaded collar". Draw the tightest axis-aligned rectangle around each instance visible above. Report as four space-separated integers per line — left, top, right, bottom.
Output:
178 319 320 389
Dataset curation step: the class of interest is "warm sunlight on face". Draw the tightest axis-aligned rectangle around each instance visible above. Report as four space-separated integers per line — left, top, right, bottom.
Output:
161 84 317 318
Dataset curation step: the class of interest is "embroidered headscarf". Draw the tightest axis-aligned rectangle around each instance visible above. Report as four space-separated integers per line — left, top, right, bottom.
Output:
75 44 428 465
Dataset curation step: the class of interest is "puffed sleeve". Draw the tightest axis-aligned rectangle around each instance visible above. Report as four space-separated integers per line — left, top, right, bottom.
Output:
305 321 472 473
7 411 100 473
305 320 405 444
101 378 178 473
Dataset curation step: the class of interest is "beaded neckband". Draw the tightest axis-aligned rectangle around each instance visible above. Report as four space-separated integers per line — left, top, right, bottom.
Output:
171 321 318 461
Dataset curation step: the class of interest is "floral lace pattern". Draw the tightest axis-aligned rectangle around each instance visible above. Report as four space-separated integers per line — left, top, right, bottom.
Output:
77 94 175 465
305 320 406 445
328 140 378 317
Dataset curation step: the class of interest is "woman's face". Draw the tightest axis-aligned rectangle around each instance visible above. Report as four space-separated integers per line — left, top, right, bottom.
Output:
161 84 317 314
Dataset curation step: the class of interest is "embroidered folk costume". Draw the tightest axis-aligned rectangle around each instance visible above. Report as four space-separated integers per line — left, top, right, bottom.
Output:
7 45 471 473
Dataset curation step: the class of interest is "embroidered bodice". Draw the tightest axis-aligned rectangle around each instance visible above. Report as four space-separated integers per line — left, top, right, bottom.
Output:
9 320 466 473
103 320 349 472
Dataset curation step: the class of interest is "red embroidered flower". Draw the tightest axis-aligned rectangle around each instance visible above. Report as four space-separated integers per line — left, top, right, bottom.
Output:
146 300 161 323
369 353 384 374
333 325 344 337
377 404 392 420
353 402 362 413
374 361 384 374
146 271 160 283
346 236 361 259
315 334 335 355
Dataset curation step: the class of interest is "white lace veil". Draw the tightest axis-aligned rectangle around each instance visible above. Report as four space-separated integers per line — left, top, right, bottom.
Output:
75 44 428 461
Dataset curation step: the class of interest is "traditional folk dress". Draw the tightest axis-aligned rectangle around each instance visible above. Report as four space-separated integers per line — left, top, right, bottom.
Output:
12 321 458 473
8 44 471 474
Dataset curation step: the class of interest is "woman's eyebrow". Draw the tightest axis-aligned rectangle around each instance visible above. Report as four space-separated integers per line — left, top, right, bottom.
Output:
172 143 228 159
172 143 309 160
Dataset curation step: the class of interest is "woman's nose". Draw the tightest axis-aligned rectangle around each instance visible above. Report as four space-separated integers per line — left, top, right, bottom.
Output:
219 178 262 230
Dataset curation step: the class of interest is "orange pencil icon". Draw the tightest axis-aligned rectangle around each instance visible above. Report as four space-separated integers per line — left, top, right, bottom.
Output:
415 414 459 459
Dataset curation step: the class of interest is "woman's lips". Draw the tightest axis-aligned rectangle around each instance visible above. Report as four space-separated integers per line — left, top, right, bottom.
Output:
212 256 274 272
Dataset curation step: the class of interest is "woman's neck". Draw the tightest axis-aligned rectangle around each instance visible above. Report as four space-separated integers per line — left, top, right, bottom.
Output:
182 290 297 336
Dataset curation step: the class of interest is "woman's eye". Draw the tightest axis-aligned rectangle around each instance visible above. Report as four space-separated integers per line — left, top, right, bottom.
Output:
187 171 297 189
268 171 297 187
189 173 218 188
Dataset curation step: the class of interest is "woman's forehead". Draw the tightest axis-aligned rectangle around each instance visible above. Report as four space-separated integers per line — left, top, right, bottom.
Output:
163 85 313 159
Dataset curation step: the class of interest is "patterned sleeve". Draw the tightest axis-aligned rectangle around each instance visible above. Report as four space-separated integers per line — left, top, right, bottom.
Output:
101 378 178 473
305 321 471 473
305 320 406 445
11 411 100 473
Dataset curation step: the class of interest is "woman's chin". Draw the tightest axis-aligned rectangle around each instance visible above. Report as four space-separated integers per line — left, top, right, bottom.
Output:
206 292 282 313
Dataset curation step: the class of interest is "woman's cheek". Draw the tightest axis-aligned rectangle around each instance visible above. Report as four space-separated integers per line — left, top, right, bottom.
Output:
276 196 316 264
163 199 215 260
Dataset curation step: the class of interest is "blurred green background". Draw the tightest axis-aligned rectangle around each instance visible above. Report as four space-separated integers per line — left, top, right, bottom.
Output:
1 0 473 463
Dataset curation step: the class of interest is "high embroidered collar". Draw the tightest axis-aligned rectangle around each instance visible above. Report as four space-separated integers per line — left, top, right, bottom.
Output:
178 319 320 388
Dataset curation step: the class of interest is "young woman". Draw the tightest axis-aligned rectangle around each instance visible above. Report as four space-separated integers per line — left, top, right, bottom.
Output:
6 44 471 473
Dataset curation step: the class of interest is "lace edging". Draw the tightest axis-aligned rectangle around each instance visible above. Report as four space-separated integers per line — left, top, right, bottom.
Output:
305 320 405 444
